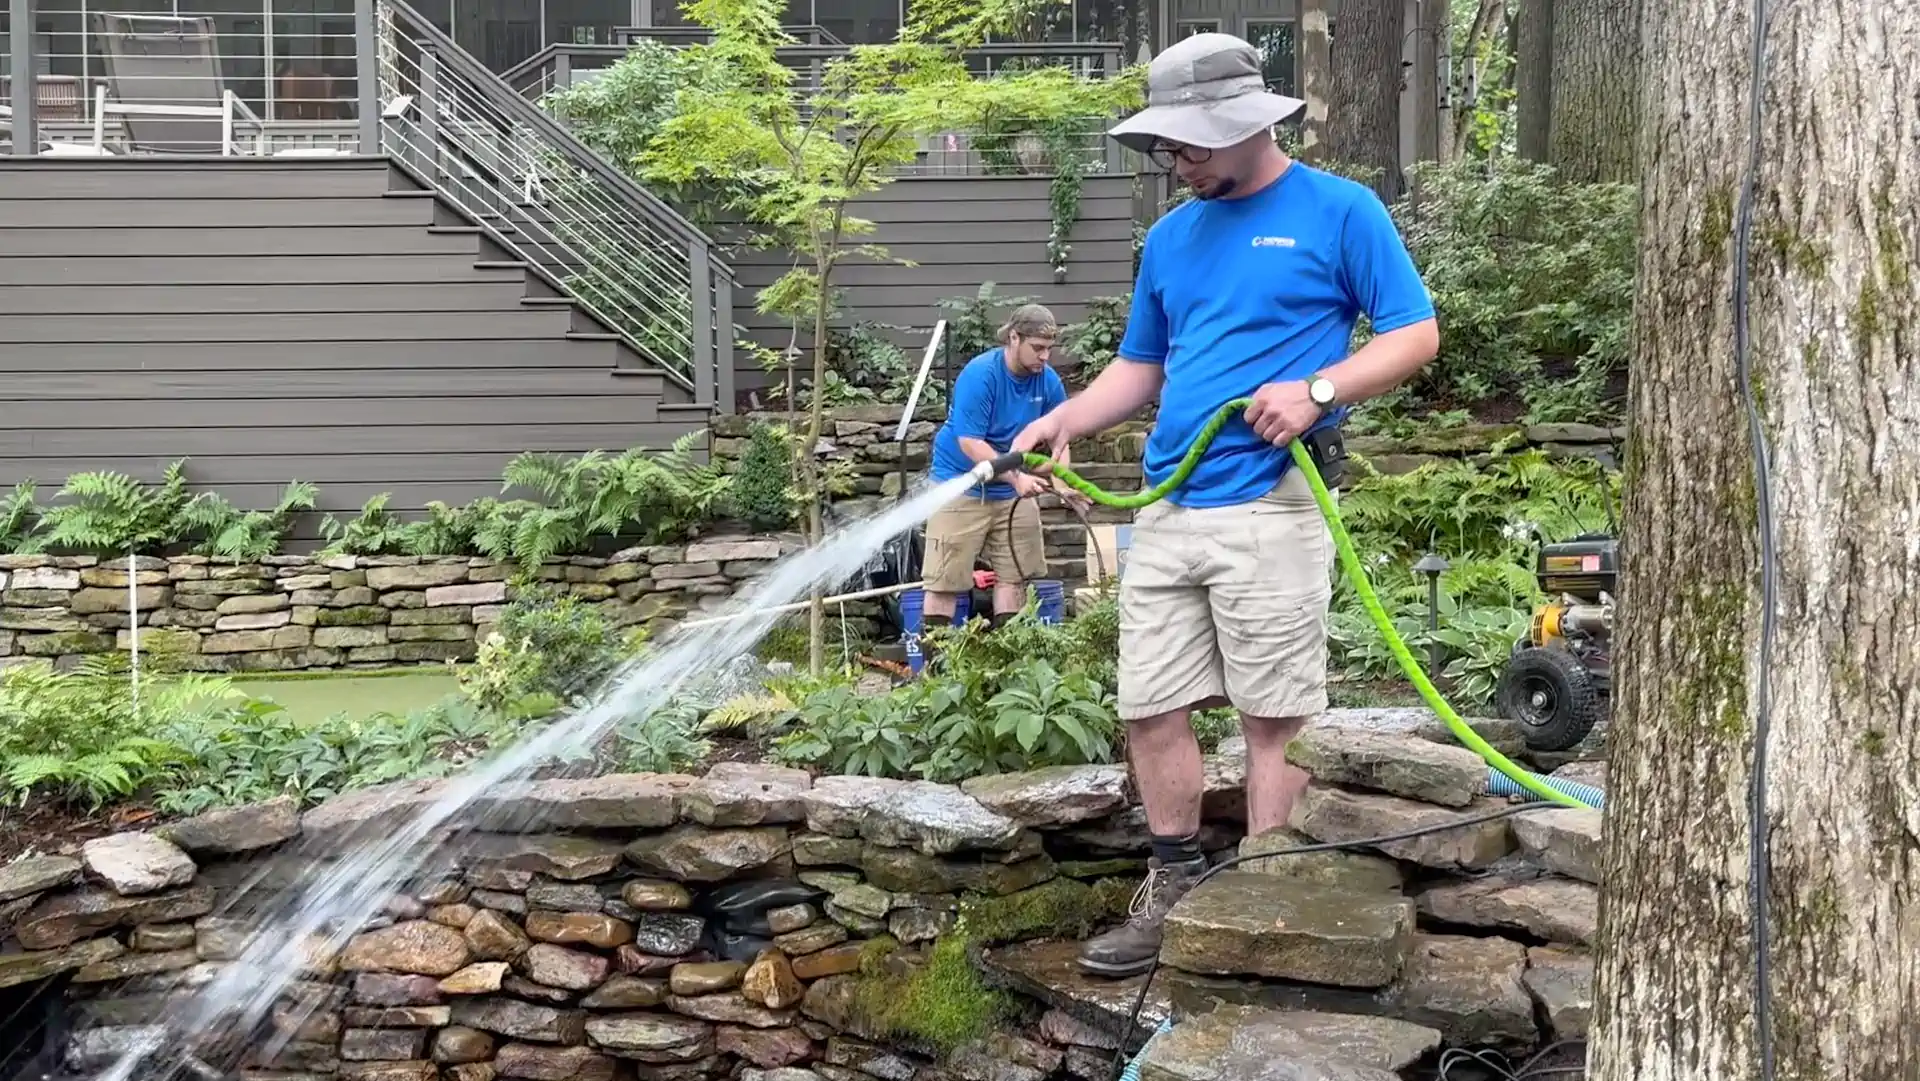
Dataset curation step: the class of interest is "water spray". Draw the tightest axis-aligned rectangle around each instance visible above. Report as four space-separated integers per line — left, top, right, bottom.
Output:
970 396 1595 812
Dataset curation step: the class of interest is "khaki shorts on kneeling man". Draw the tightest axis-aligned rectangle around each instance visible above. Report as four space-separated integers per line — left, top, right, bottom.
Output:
923 495 1047 592
1118 466 1334 721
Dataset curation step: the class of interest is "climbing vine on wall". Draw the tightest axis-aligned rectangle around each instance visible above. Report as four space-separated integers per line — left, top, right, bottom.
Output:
951 63 1142 282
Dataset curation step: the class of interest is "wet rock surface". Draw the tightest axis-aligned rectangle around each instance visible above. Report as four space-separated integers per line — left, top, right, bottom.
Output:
1295 788 1516 870
1512 808 1605 885
1285 727 1489 808
1162 873 1415 987
80 833 197 896
959 765 1131 828
1141 1004 1442 1081
1416 873 1598 945
155 794 303 855
1522 946 1594 1039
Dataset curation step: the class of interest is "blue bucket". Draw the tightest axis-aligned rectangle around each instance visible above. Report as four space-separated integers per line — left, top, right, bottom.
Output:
901 588 970 673
1032 579 1066 625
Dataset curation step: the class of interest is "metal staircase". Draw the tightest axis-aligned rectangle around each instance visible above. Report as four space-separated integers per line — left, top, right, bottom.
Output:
370 0 735 411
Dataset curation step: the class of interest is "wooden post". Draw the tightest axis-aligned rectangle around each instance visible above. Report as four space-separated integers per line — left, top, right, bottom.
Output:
8 0 36 155
355 0 379 152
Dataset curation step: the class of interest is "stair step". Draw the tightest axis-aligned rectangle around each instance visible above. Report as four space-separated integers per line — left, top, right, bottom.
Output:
382 189 437 199
522 296 575 308
428 225 485 236
474 260 530 271
566 331 621 342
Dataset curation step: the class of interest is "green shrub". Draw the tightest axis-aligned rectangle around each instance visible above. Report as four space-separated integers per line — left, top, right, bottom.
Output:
154 695 516 816
769 592 1122 780
1328 450 1619 705
0 657 233 809
728 422 800 531
1059 293 1129 385
1391 156 1636 421
1 483 43 553
459 585 632 717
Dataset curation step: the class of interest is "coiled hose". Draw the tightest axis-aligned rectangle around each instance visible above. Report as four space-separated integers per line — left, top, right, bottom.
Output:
1010 396 1595 811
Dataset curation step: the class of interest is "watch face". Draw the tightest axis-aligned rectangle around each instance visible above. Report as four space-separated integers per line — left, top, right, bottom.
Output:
1311 379 1335 404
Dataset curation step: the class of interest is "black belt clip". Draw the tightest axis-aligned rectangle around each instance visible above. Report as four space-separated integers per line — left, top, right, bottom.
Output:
1298 423 1349 488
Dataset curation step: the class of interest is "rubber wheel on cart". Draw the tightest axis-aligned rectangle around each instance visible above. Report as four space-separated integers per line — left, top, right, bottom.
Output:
1496 646 1603 753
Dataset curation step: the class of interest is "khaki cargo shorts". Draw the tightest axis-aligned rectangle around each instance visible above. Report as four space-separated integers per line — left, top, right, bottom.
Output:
1118 466 1334 721
923 494 1047 592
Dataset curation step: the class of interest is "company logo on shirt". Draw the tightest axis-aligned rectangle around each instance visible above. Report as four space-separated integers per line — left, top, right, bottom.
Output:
1252 235 1296 248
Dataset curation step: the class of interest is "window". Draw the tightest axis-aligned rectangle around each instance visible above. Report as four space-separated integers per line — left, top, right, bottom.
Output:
1242 17 1294 97
1174 18 1217 38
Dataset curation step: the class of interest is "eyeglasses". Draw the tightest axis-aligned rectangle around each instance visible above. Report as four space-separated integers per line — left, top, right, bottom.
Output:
1148 142 1213 169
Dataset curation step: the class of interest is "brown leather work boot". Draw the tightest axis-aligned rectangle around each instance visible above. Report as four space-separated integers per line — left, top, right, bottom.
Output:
1076 855 1209 978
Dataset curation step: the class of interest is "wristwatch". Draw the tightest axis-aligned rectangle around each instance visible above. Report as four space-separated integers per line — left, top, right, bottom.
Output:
1307 376 1339 409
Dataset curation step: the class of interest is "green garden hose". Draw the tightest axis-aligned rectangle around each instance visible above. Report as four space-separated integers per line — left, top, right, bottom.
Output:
1018 396 1593 811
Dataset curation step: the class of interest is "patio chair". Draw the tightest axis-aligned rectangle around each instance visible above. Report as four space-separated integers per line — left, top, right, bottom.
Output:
88 12 266 155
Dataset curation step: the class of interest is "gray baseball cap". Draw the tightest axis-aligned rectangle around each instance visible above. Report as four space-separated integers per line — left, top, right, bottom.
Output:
1108 32 1306 153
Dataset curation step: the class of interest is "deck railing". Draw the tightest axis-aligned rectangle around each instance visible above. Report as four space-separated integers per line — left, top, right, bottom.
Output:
372 0 734 405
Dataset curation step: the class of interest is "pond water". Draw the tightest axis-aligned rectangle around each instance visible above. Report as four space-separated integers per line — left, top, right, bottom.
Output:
229 669 461 723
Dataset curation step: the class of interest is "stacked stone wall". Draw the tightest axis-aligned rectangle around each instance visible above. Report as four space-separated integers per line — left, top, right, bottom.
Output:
0 711 1602 1081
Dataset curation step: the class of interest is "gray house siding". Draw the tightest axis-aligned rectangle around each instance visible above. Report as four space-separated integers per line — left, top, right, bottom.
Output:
0 156 705 544
728 173 1140 404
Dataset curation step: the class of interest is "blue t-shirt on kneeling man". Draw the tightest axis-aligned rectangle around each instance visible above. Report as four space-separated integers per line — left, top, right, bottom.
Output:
930 347 1069 501
1119 163 1436 509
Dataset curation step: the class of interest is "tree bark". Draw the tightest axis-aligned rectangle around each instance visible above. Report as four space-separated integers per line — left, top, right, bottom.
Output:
1325 0 1405 201
1590 1 1920 1079
1296 0 1333 160
1412 0 1442 163
1544 0 1641 182
1513 0 1552 160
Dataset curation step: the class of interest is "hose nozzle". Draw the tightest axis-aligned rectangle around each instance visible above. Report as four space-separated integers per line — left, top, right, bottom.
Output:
969 451 1029 484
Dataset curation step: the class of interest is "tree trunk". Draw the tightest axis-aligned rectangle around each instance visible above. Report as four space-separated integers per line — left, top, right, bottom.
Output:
1441 0 1506 163
1296 0 1333 159
1412 0 1442 163
1325 0 1405 201
803 262 833 677
1544 0 1640 182
1590 2 1920 1079
1513 0 1552 160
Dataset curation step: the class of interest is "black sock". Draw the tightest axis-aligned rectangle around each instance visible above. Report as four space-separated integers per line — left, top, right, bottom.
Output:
988 610 1015 630
1150 832 1205 866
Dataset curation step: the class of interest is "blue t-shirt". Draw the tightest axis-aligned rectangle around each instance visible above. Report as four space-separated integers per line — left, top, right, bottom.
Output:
1119 163 1435 508
930 347 1069 500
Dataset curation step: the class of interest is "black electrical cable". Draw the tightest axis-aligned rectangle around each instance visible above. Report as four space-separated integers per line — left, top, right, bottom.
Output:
1001 490 1107 602
1102 800 1546 1081
1731 0 1777 1072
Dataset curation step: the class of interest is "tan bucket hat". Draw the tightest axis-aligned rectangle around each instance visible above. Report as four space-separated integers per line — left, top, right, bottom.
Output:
1108 32 1306 152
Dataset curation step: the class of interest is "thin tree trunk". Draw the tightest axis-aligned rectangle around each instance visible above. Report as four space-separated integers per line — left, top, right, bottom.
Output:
1513 0 1552 160
804 262 832 677
1590 1 1920 1078
1326 0 1405 201
1296 0 1333 159
1442 0 1505 162
1545 0 1641 182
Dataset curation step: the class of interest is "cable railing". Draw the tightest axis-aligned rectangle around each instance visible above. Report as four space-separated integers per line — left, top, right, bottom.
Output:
508 37 1131 177
374 0 735 406
3 8 363 155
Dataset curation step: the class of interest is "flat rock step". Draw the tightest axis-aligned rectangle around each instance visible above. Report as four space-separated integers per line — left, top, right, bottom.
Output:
1140 1004 1443 1081
1160 932 1556 1052
1161 873 1414 988
975 938 1170 1045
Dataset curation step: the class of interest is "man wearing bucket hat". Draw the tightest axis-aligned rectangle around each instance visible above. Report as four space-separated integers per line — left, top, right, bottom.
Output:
1013 33 1440 978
